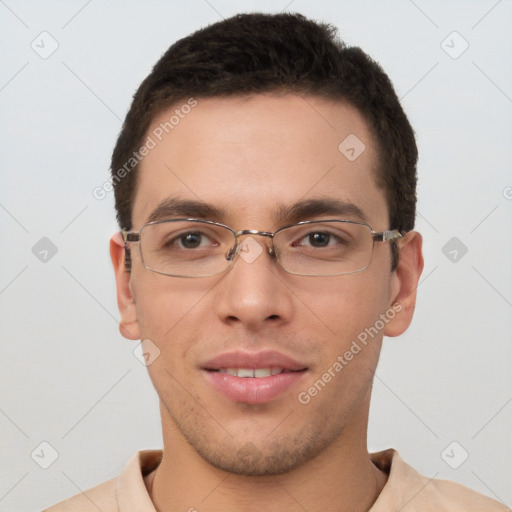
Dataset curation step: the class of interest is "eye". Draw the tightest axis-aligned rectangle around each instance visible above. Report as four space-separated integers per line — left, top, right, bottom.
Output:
165 230 216 250
294 230 347 248
305 232 331 247
178 232 207 249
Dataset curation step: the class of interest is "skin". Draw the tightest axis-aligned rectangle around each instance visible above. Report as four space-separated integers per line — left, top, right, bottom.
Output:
110 94 424 512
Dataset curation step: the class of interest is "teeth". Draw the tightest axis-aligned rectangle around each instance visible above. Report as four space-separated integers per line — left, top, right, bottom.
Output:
254 368 271 378
219 368 283 377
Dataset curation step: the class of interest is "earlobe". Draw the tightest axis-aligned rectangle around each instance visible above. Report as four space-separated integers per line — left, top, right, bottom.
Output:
384 231 424 338
110 233 141 340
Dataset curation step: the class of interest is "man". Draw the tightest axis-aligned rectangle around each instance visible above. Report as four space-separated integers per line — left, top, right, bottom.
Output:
45 12 509 512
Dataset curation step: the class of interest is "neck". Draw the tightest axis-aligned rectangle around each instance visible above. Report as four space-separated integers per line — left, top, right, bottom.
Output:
149 402 387 512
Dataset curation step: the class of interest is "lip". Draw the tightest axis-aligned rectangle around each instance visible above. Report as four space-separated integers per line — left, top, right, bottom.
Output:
201 350 308 404
203 350 307 371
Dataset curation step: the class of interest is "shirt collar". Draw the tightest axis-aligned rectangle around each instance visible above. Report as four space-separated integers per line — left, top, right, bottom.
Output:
117 450 162 511
114 448 427 512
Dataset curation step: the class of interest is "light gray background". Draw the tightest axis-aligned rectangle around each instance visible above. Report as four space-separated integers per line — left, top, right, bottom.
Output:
1 1 511 510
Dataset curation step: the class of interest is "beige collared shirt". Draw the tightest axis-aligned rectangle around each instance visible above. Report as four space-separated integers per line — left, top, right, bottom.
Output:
44 449 509 511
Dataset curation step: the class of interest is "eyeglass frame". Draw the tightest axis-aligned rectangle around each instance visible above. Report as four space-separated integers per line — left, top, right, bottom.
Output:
121 218 403 277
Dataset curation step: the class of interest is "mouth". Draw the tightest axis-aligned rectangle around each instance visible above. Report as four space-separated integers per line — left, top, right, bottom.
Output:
201 351 308 404
212 367 302 377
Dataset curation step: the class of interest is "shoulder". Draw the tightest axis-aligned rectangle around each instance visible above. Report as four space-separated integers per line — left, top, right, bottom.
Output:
42 478 118 512
42 450 162 512
427 477 510 511
371 449 510 512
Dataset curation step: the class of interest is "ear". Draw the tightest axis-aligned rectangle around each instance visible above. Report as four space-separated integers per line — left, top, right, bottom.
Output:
110 232 140 340
384 231 424 337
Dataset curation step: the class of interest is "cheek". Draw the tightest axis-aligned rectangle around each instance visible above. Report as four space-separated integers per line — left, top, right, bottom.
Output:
130 272 224 362
131 277 203 393
291 268 391 344
131 273 196 343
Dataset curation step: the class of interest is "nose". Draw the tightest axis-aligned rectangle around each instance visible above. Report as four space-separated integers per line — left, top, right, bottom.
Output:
214 235 294 331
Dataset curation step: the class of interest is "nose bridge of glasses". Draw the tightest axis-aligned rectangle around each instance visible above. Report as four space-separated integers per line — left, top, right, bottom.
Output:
234 229 274 239
225 229 275 261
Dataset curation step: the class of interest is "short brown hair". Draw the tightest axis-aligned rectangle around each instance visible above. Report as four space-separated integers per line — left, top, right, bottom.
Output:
111 13 417 267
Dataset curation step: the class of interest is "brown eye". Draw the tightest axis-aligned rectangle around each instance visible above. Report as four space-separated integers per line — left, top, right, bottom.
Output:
179 232 203 249
307 232 330 247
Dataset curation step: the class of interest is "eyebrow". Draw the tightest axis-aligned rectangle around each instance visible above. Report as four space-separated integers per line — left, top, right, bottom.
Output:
146 198 225 223
275 198 367 224
146 197 367 225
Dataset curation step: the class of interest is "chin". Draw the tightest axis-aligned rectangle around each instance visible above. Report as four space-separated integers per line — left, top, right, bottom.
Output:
186 426 332 477
198 445 309 476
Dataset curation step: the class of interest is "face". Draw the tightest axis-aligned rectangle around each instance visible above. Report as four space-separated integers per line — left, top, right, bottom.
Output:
111 94 422 476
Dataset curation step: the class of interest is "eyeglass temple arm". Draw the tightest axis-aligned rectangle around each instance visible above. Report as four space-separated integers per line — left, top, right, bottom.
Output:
121 229 140 243
372 229 403 242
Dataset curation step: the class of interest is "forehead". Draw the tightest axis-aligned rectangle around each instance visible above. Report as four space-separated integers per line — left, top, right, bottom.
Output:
133 94 388 229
